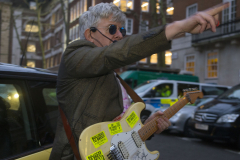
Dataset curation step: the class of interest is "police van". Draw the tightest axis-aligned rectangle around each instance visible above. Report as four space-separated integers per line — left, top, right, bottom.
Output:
134 80 231 121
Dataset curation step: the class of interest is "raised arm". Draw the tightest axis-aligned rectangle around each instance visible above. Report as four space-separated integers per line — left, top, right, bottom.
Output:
165 2 229 40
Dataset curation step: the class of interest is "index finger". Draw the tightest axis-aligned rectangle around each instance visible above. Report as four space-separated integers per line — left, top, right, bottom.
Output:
205 2 230 16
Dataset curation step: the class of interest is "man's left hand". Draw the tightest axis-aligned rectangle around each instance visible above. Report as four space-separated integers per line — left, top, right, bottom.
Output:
144 111 171 134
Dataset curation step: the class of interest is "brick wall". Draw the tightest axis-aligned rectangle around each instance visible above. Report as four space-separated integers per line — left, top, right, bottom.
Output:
173 0 222 21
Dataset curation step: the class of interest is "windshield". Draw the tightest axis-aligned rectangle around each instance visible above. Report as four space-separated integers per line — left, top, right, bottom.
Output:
218 84 240 100
134 81 158 94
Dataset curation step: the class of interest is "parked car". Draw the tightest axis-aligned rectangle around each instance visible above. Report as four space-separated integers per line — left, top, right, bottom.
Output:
188 83 240 149
155 96 215 137
0 63 58 160
134 80 231 123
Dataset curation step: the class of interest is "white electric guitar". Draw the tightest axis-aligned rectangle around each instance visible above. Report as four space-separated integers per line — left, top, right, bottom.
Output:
79 89 203 160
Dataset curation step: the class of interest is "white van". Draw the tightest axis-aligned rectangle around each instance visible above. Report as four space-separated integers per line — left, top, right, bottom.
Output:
134 80 231 121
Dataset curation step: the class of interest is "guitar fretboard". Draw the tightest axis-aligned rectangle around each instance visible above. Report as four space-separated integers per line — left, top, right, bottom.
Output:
138 97 189 141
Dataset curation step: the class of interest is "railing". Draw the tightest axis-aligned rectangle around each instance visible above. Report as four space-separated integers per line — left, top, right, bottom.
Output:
192 19 240 43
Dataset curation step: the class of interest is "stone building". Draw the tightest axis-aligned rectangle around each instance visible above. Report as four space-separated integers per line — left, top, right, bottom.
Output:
171 0 240 86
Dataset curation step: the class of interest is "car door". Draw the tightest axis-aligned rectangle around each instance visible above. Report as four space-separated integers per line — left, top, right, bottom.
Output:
0 79 41 160
16 80 58 160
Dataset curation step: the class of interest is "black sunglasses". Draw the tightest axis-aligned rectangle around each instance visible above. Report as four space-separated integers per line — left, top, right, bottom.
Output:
108 24 126 37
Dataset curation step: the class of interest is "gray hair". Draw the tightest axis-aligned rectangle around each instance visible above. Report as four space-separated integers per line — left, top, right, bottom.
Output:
79 3 126 39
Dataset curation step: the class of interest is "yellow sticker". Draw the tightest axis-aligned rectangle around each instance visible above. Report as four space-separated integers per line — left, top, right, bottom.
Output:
91 131 108 148
108 121 123 135
86 149 105 160
126 111 139 128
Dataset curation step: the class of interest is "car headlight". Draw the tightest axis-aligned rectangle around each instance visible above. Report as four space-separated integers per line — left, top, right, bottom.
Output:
216 114 239 123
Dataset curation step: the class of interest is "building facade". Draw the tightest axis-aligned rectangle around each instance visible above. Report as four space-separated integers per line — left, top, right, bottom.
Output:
171 0 240 86
5 0 174 72
0 0 11 64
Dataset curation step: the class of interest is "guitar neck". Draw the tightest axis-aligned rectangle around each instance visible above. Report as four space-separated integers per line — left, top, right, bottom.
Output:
138 97 189 141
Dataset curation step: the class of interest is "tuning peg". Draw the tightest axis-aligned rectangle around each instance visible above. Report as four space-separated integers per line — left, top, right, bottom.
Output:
183 89 189 92
183 88 199 92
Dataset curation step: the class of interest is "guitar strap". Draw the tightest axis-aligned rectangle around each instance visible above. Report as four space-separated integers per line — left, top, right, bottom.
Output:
59 73 144 160
58 106 82 160
116 74 145 104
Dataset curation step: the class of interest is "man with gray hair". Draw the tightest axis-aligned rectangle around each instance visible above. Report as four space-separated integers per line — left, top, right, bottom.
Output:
50 2 229 160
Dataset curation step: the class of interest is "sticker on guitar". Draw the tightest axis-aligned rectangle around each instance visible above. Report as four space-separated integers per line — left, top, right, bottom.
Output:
126 111 139 128
90 131 108 148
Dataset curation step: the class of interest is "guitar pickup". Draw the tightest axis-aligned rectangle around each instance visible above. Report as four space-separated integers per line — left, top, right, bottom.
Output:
107 144 123 160
131 131 142 148
118 141 129 159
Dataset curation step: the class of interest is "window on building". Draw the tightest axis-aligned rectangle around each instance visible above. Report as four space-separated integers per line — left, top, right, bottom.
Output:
166 7 174 15
26 60 35 68
80 0 84 14
165 51 172 65
141 0 149 12
84 0 87 12
156 1 160 14
30 1 36 10
150 54 157 64
186 3 197 18
70 28 73 41
45 39 51 51
139 58 147 63
48 39 51 50
27 43 36 52
74 5 77 20
46 58 49 68
140 20 148 32
223 0 236 33
125 18 133 35
70 8 73 22
51 13 55 25
77 2 80 17
50 57 54 67
59 53 62 63
207 52 218 78
76 24 79 39
92 0 95 6
113 0 133 12
185 55 195 74
25 23 39 32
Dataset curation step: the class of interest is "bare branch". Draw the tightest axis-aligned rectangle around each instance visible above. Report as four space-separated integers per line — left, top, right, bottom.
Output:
23 0 29 6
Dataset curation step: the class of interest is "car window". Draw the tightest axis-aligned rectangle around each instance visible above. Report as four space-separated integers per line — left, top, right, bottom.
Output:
42 88 58 106
218 84 240 100
134 81 158 94
27 81 58 147
143 83 173 98
0 80 38 159
202 86 228 96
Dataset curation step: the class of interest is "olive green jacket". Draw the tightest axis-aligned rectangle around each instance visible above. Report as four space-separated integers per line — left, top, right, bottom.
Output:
49 25 171 160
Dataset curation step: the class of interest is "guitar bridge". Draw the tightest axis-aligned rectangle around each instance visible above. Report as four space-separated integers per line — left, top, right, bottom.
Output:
132 131 142 148
107 144 123 160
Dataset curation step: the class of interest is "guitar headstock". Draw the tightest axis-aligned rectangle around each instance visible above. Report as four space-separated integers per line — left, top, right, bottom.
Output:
183 88 203 104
